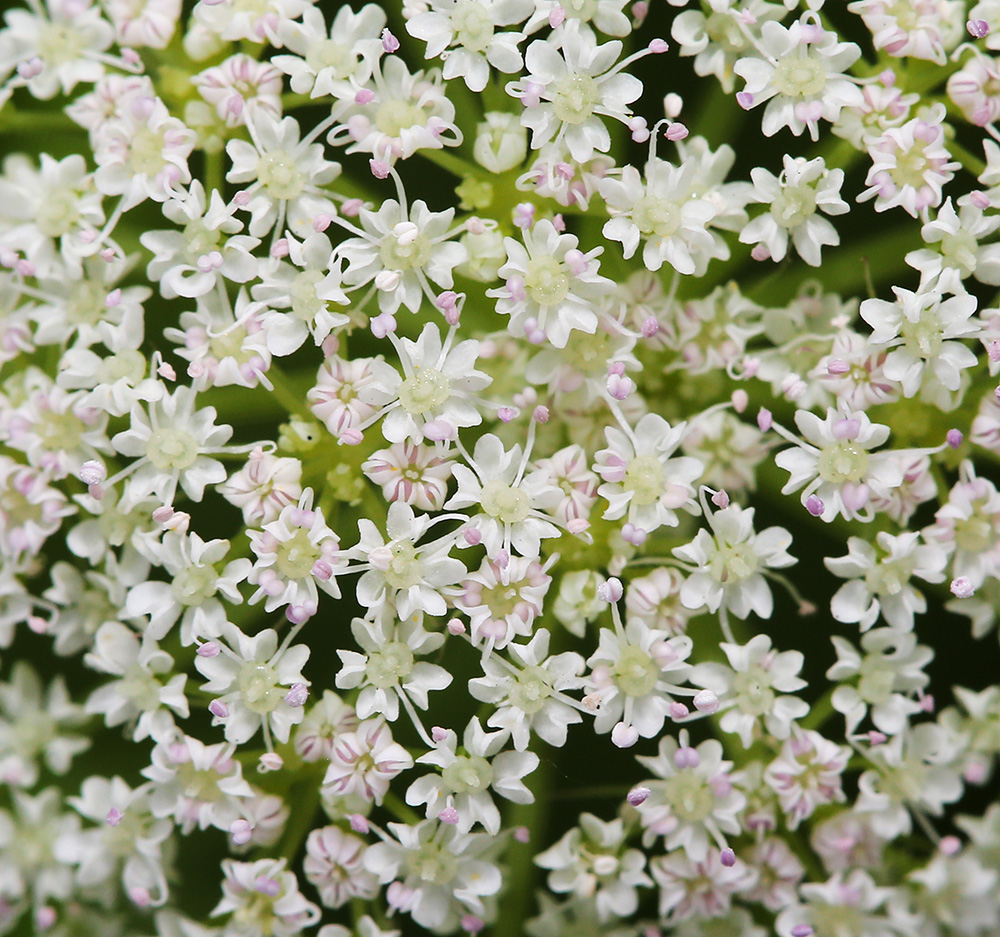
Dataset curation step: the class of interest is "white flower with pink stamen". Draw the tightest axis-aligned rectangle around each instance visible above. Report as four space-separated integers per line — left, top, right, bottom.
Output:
308 355 379 441
194 54 282 128
456 553 552 648
489 218 613 349
247 489 342 622
212 857 320 937
324 717 413 806
362 441 454 512
764 728 850 828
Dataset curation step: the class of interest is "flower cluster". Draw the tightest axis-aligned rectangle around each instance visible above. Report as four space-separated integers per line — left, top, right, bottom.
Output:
1 1 1000 937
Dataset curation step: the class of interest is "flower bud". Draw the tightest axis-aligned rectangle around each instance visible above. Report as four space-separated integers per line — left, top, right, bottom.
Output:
473 112 528 174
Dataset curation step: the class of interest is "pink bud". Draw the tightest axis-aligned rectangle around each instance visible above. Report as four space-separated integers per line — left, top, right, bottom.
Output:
447 618 466 635
757 408 773 432
790 927 814 937
597 578 623 603
533 405 550 423
464 527 482 546
312 213 332 232
670 702 689 720
641 316 660 338
355 88 375 105
664 122 688 141
627 786 650 806
230 819 253 844
549 5 566 27
285 683 309 707
381 28 400 52
827 358 849 375
969 18 990 38
806 494 824 517
258 752 283 772
868 730 887 745
497 406 517 423
731 389 748 413
648 38 669 53
720 847 736 867
461 915 485 935
611 721 639 748
693 689 719 713
514 825 530 843
950 576 975 598
439 806 460 824
78 460 106 485
939 835 962 856
106 808 123 826
946 428 963 448
340 428 364 446
209 700 229 719
369 159 390 179
197 642 221 657
349 813 369 833
736 91 754 109
711 489 730 509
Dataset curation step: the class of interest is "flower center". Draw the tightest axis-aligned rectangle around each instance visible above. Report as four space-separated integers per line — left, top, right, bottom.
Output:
771 54 826 97
858 657 896 705
66 282 107 326
624 454 664 506
452 0 493 52
184 219 222 257
307 40 355 79
613 645 660 697
732 666 775 716
954 515 994 553
257 151 306 200
274 527 321 580
36 188 80 238
632 194 681 238
36 22 85 66
128 127 168 177
816 442 870 484
398 367 451 414
771 184 817 228
551 73 601 124
709 541 760 584
379 230 433 271
237 662 282 714
119 664 164 711
407 844 457 885
563 0 599 20
36 408 87 452
382 541 423 590
900 313 942 359
890 144 931 190
146 427 199 470
662 771 715 823
375 99 429 137
442 753 495 794
508 665 551 714
171 564 218 606
290 269 325 321
480 480 530 523
524 256 570 306
366 641 415 689
97 349 147 386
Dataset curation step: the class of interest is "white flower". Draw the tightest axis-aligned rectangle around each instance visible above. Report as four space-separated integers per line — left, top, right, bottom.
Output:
273 4 385 100
855 723 964 838
213 858 320 937
765 729 850 828
827 628 932 735
351 500 466 619
405 717 538 833
141 181 259 299
406 0 534 92
636 730 746 861
445 432 562 558
586 616 693 743
472 110 528 172
456 554 552 649
246 489 341 622
358 322 491 443
600 158 720 276
488 218 613 348
336 615 452 722
860 286 980 400
674 501 795 620
363 820 502 931
825 531 948 630
362 442 454 512
594 413 703 535
734 17 863 139
84 622 189 742
691 634 808 747
195 621 310 746
324 718 413 805
773 407 904 522
111 385 234 508
507 25 645 162
335 197 467 316
219 447 302 526
535 813 652 921
740 154 848 266
225 114 340 238
303 826 378 908
468 627 584 749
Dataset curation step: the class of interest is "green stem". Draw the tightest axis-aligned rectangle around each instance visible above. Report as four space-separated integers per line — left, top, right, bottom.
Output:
278 774 322 861
417 146 485 179
493 754 553 937
267 364 312 418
